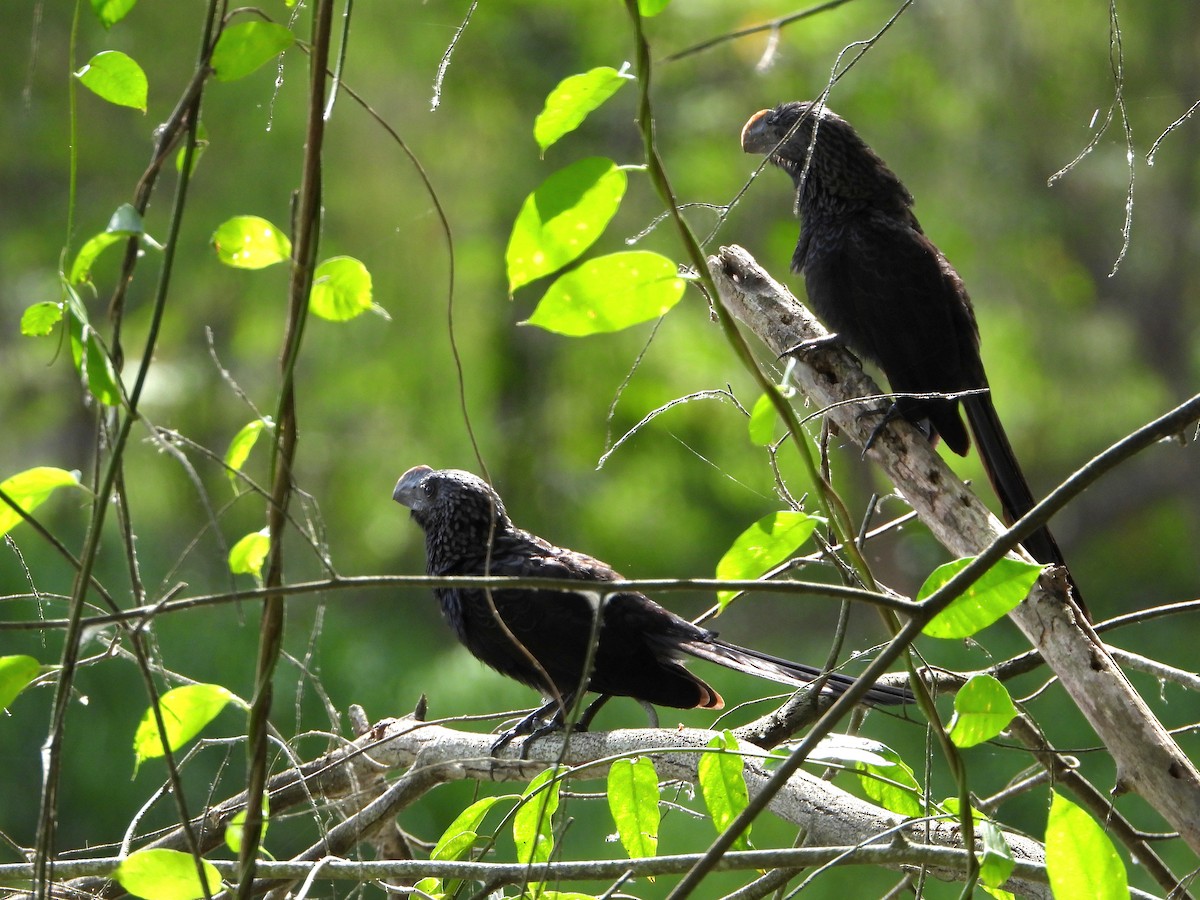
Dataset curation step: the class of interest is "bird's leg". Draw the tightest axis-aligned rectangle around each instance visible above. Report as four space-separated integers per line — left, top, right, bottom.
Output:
637 700 660 728
491 692 579 756
575 694 612 732
859 399 934 455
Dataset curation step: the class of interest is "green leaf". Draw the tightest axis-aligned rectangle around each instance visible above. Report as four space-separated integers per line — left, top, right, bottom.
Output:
90 0 138 28
114 848 222 900
212 215 291 269
0 467 81 538
69 204 146 285
309 256 373 321
979 817 1015 889
948 674 1017 748
534 67 633 154
638 0 671 16
607 757 660 860
75 51 148 111
507 157 627 293
211 21 294 81
433 795 504 859
514 767 561 867
698 732 751 851
815 734 922 817
224 418 271 489
67 314 121 406
0 656 42 710
523 251 685 336
921 557 1043 639
714 510 824 608
21 302 65 337
747 393 779 446
175 121 209 175
133 683 238 771
1046 792 1128 900
229 528 270 580
224 793 270 854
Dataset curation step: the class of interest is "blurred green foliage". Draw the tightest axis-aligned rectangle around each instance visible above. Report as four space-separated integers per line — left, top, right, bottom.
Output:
1 0 1198 895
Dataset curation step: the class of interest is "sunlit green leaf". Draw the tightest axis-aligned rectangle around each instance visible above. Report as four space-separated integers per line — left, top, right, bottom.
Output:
698 732 751 851
638 0 671 16
433 796 505 859
21 302 64 337
211 21 294 82
76 51 148 111
715 510 824 608
948 674 1017 748
921 557 1043 639
514 767 561 867
507 157 626 292
133 683 239 771
224 418 271 490
224 793 270 854
979 817 1016 889
0 656 42 711
747 393 779 446
607 757 659 860
1046 792 1127 900
69 204 145 285
310 256 373 321
534 67 633 154
523 251 685 336
67 314 121 406
90 0 138 28
0 467 81 538
212 215 291 269
229 528 270 580
114 848 222 900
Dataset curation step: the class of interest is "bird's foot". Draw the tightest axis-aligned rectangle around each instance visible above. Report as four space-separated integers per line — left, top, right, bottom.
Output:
858 402 904 455
778 332 841 358
490 698 570 757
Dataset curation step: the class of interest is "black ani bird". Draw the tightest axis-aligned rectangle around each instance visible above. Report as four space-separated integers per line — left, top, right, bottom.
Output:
394 465 913 748
741 101 1085 615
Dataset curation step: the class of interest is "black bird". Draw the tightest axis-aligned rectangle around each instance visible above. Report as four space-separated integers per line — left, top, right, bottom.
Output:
741 101 1085 615
393 465 913 749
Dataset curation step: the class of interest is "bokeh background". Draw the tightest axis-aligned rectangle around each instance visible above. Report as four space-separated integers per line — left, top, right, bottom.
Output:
2 1 1197 895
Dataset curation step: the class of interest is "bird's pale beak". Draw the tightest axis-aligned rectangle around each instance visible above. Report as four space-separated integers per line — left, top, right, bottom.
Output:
740 109 775 153
393 464 434 508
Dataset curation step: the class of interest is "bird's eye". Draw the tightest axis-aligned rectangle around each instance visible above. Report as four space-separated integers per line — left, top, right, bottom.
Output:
422 482 435 496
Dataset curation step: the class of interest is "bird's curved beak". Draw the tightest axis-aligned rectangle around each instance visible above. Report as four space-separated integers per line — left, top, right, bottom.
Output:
740 109 776 154
393 465 434 509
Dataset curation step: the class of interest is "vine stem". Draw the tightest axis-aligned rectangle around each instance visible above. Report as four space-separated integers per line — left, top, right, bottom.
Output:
236 0 335 895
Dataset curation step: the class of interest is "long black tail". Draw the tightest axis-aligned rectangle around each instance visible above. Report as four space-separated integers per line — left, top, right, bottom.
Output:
683 638 914 706
963 394 1087 617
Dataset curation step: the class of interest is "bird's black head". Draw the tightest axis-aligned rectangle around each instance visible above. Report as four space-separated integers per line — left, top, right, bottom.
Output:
741 101 912 214
393 466 511 572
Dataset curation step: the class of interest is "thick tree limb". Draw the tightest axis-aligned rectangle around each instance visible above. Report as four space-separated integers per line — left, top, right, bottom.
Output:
709 243 1200 852
59 712 1052 899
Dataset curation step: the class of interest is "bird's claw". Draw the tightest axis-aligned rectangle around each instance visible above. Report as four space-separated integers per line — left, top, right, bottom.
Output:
778 332 841 358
